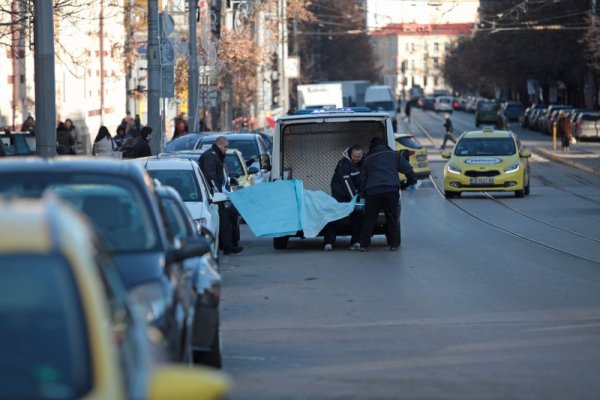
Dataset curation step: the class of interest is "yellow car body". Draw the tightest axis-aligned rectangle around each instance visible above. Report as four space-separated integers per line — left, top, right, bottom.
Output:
441 128 531 198
395 133 431 183
0 196 230 400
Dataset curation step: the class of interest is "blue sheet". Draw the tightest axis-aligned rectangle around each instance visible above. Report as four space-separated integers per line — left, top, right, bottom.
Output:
228 180 356 238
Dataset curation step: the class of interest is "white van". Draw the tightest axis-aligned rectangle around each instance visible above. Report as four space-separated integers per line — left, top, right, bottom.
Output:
270 109 400 249
364 85 398 131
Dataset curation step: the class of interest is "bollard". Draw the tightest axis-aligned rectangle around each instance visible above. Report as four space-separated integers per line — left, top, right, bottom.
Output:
552 121 557 151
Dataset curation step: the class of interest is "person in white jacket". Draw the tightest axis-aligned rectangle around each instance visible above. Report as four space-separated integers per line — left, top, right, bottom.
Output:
92 126 116 157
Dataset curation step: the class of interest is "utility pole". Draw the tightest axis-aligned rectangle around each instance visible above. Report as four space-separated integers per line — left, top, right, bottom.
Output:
99 0 105 123
590 0 597 109
33 0 56 157
188 0 199 132
148 0 161 154
279 0 288 114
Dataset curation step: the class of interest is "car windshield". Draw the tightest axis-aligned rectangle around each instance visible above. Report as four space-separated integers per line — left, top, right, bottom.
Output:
0 173 159 252
396 136 422 149
146 169 202 202
366 101 394 112
0 254 91 399
198 137 260 163
165 134 201 152
479 102 497 112
225 154 245 176
455 137 516 156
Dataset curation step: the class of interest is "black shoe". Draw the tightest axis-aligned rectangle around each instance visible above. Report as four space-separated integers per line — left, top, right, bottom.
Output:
390 246 398 251
224 246 243 255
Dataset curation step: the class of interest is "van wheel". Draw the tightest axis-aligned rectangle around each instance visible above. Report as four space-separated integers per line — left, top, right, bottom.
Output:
273 236 289 249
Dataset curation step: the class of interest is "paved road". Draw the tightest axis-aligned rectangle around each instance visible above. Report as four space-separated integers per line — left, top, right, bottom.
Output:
220 109 600 400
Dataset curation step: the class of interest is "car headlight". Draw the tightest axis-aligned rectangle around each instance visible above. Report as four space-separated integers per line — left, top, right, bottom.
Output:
129 280 171 325
504 161 520 174
447 162 461 174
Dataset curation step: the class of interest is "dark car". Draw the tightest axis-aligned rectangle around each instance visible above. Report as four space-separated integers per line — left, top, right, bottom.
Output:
475 100 502 127
0 157 210 364
502 101 525 122
421 96 437 111
195 133 271 183
155 185 222 368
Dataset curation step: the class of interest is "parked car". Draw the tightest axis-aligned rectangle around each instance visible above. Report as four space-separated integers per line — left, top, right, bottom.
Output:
441 126 531 198
165 132 206 152
135 156 221 244
195 133 271 183
155 185 222 367
0 195 230 399
522 104 546 128
421 95 437 111
0 157 211 364
573 111 600 139
0 131 35 156
395 133 431 183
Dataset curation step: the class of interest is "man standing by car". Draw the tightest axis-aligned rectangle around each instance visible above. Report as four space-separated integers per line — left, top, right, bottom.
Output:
359 137 417 252
199 136 243 255
323 145 364 251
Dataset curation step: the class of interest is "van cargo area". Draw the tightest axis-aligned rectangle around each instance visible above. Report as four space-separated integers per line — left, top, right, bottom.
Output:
280 120 385 194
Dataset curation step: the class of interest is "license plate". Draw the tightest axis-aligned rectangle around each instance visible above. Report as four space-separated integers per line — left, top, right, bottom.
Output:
470 177 494 185
417 155 426 161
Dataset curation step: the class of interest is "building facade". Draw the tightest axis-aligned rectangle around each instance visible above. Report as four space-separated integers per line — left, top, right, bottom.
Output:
371 23 475 98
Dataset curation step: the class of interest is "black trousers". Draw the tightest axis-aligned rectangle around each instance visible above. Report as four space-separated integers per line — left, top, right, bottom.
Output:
323 210 362 246
360 191 400 248
218 202 240 249
441 132 456 149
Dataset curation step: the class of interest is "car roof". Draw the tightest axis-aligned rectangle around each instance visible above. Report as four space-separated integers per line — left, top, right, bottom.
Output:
277 111 390 122
200 132 262 140
134 156 197 170
0 156 146 177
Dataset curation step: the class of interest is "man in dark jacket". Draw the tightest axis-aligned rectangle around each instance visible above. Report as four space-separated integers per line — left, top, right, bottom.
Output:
323 145 364 251
124 126 152 158
198 136 243 255
359 137 417 251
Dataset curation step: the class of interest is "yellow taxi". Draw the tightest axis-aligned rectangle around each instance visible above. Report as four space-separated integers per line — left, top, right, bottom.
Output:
0 196 230 400
225 148 255 189
441 127 531 198
395 133 431 184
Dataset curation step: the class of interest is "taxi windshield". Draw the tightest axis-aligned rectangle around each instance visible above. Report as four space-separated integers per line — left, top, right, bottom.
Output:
455 137 516 156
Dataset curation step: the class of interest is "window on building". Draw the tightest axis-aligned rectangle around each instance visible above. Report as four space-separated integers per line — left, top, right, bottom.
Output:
424 76 428 87
423 59 428 70
434 76 439 86
405 43 409 51
445 42 451 51
411 60 415 70
433 57 439 69
433 42 439 52
411 43 415 52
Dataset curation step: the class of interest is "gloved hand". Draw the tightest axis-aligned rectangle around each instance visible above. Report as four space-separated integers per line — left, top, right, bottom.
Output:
400 181 409 190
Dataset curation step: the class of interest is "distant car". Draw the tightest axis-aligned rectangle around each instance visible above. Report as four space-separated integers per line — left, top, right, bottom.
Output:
165 132 206 152
475 100 502 127
0 195 230 399
395 133 431 183
441 127 531 198
573 112 600 139
195 133 271 183
155 185 222 367
0 158 211 364
502 101 524 122
421 96 437 111
435 96 454 113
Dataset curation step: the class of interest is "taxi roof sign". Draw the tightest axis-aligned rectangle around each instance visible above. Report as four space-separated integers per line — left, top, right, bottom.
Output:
294 107 372 115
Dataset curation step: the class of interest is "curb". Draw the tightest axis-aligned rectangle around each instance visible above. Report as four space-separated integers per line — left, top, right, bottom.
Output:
533 147 600 177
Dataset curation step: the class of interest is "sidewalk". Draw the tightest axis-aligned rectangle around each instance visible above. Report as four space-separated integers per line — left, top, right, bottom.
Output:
533 145 600 177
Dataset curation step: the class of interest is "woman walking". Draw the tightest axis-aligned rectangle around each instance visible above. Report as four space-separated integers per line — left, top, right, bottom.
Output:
92 126 116 157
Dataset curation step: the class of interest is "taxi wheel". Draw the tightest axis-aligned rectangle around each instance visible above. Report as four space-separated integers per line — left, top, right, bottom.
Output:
444 190 460 199
273 236 289 249
515 189 525 198
525 180 530 195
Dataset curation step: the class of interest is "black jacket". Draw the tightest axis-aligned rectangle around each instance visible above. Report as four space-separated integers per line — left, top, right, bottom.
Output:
330 148 362 202
198 143 226 193
443 118 454 133
360 142 417 195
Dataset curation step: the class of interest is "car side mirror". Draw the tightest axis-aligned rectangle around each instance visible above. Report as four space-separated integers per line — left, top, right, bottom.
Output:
170 237 210 263
212 192 228 203
248 166 259 174
245 158 255 167
520 150 532 158
228 176 239 187
260 154 271 171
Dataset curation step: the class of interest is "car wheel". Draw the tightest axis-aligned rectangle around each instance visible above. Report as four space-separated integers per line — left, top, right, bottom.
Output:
515 189 525 198
273 236 289 249
444 190 456 199
193 328 222 369
524 179 530 195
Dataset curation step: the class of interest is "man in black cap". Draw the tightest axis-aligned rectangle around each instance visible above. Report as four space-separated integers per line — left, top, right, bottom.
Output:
359 137 417 251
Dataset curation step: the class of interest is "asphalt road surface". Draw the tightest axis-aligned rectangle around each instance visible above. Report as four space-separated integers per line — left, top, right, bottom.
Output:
219 108 600 400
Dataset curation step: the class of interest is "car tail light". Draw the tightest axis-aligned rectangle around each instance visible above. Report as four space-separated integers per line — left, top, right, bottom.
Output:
418 99 423 106
453 101 459 108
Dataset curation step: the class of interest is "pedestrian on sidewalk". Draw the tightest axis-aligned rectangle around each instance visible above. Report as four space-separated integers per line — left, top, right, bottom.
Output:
440 113 456 150
323 145 365 251
92 126 116 157
359 137 417 252
557 111 573 152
